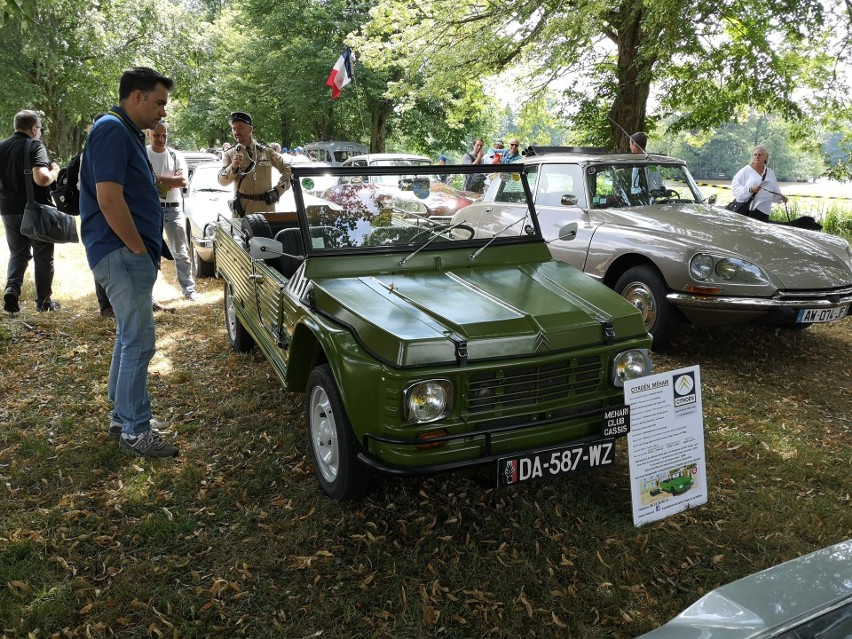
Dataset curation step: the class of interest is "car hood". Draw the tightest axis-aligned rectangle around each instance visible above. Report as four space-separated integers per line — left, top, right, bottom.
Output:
188 190 230 208
636 539 852 639
593 205 852 289
311 260 648 367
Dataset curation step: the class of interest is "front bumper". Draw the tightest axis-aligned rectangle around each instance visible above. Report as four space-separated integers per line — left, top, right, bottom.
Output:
668 285 852 322
191 236 215 263
357 403 624 477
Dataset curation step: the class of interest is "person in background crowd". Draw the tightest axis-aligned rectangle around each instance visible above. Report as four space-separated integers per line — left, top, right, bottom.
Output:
629 132 648 155
501 138 522 164
0 110 61 313
79 66 179 458
269 142 281 153
629 132 663 197
462 138 486 193
436 155 450 183
218 112 292 216
485 139 505 164
290 146 311 164
731 145 788 221
147 122 197 301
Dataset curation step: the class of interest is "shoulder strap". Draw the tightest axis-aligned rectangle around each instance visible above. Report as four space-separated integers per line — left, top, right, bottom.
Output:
107 110 157 182
22 139 37 204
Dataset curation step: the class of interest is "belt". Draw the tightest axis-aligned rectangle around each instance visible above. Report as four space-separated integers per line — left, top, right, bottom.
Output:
237 192 267 201
161 202 180 208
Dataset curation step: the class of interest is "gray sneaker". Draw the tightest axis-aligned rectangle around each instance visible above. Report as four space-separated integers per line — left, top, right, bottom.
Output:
109 418 170 439
119 429 179 458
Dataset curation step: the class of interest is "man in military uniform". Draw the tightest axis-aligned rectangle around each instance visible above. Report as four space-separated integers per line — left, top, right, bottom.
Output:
217 112 291 216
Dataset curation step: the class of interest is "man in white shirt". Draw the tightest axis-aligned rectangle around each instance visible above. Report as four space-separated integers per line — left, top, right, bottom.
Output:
147 122 197 300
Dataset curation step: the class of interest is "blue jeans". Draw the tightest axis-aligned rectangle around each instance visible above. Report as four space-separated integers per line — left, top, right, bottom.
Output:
92 247 157 436
162 207 195 296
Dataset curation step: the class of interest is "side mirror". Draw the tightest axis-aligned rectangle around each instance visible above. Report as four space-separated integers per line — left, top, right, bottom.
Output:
248 236 284 260
560 194 579 206
706 194 717 205
555 222 578 242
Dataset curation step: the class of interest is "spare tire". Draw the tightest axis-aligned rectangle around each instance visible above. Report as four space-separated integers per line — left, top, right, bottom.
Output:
241 214 273 245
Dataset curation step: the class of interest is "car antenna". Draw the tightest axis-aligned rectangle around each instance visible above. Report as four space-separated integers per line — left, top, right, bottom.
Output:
607 115 649 160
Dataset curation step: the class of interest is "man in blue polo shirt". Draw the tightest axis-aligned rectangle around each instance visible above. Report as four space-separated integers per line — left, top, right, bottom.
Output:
79 66 178 458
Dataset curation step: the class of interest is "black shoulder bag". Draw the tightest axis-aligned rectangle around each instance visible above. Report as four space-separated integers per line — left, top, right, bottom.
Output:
725 168 766 217
20 139 79 244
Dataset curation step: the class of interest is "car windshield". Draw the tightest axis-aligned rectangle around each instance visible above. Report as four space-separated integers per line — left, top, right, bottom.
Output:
370 159 432 186
191 165 229 192
586 163 703 207
294 166 536 253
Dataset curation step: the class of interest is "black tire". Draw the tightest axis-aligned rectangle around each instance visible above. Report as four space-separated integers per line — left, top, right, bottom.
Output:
614 265 681 349
306 364 370 501
241 214 273 246
224 282 254 353
190 237 215 278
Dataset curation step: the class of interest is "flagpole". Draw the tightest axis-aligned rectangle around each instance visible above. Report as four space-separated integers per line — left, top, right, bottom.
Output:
326 46 371 150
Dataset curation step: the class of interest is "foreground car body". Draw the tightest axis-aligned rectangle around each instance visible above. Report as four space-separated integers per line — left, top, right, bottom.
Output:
215 163 652 500
451 150 852 346
637 538 852 638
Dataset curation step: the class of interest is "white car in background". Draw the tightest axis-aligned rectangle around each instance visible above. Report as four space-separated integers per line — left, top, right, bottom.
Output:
183 161 329 277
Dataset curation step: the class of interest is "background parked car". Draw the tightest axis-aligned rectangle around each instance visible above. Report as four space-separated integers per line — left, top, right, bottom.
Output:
451 150 852 347
302 140 369 166
321 153 477 218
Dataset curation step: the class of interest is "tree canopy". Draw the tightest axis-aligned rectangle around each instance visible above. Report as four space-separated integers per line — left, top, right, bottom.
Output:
356 0 852 153
0 0 849 177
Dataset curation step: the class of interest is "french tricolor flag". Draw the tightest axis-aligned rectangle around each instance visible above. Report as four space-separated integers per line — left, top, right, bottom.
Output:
326 47 354 100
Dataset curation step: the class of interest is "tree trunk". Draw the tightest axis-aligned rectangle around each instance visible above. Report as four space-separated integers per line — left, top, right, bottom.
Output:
607 3 657 152
370 100 391 153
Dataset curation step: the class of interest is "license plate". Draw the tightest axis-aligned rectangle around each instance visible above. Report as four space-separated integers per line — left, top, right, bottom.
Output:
497 439 615 487
796 305 849 324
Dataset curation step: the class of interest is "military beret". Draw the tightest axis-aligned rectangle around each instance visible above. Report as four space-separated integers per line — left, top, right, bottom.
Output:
229 111 252 125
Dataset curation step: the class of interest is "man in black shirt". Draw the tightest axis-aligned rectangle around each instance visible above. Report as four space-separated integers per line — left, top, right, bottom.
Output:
0 110 61 312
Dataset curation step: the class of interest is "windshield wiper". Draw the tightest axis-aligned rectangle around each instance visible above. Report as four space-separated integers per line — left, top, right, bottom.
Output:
398 223 468 265
468 215 530 261
195 188 229 193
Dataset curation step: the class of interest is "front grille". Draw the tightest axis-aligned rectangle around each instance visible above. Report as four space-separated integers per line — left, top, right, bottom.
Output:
775 284 852 301
466 356 603 413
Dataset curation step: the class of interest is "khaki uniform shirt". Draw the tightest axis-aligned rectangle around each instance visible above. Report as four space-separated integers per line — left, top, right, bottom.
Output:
217 142 292 215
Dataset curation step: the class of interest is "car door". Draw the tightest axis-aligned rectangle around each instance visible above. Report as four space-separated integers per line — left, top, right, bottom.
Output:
453 167 539 238
532 163 596 273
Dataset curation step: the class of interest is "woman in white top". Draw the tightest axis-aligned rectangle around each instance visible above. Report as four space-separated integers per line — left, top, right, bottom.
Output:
731 145 788 219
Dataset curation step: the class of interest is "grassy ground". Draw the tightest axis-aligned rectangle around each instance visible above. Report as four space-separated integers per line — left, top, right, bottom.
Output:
1 228 851 638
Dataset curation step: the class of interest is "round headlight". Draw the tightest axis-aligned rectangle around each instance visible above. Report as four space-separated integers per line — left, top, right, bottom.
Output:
612 349 653 387
715 259 739 280
689 254 714 281
406 380 453 423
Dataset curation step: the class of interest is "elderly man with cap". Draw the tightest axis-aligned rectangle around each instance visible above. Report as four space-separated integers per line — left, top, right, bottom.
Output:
217 111 291 216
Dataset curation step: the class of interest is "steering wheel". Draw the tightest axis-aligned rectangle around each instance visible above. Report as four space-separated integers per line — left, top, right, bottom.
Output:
411 223 476 243
652 188 682 204
451 224 475 240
